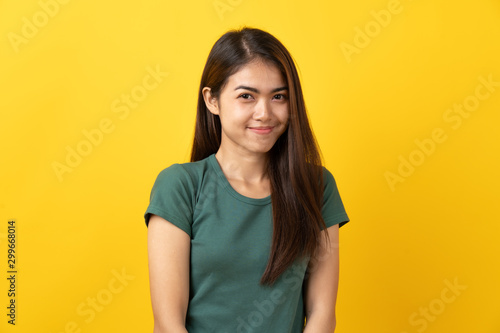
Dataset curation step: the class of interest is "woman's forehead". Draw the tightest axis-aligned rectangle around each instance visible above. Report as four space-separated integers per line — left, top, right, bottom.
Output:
225 59 286 90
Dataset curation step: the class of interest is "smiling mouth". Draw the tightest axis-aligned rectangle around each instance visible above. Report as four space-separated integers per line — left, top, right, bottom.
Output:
248 127 274 134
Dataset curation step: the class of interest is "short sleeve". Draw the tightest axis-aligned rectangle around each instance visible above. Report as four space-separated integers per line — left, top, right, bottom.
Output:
144 164 195 237
322 167 350 228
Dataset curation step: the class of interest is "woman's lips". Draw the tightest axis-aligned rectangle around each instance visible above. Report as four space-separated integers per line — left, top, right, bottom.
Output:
248 127 274 134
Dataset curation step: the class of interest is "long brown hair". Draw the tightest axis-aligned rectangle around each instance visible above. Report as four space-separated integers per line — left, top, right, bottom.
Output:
191 27 327 285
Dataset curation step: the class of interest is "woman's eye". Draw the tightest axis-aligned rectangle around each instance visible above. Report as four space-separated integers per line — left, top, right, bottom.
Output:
274 94 287 100
239 93 252 99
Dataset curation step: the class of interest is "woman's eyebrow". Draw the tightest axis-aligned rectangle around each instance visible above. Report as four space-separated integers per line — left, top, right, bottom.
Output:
234 85 288 93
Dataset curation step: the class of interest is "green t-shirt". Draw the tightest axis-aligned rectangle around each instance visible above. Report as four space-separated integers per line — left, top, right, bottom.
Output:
144 153 349 332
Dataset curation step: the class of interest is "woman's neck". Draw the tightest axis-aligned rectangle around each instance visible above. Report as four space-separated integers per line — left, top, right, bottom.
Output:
214 149 269 184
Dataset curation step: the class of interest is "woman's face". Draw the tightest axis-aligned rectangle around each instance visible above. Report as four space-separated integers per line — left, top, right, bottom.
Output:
203 59 289 157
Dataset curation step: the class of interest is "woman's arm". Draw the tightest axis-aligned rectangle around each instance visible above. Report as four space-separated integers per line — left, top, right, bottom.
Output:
303 224 340 333
147 214 190 333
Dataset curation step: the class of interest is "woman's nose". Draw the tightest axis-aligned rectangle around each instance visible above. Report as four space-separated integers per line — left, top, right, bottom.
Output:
253 100 271 121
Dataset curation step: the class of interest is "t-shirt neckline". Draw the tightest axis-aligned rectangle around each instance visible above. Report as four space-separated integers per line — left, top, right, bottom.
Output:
208 153 272 206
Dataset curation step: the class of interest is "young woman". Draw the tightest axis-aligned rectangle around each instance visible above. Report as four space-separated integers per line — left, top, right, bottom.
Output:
145 27 350 333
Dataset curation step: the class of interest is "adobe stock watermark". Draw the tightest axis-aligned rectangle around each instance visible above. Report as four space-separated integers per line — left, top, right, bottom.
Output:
237 233 339 332
7 0 72 53
400 277 467 333
51 64 168 182
340 0 415 63
213 0 243 21
236 259 308 333
385 73 499 192
53 267 135 333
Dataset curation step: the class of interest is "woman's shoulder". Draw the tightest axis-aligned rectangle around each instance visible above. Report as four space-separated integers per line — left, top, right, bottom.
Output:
154 154 214 185
321 165 335 182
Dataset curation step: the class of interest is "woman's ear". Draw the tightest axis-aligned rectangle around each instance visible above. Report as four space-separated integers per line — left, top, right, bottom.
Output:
202 87 219 115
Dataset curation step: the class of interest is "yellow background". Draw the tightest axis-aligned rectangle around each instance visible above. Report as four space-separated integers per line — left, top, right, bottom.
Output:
1 0 499 332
